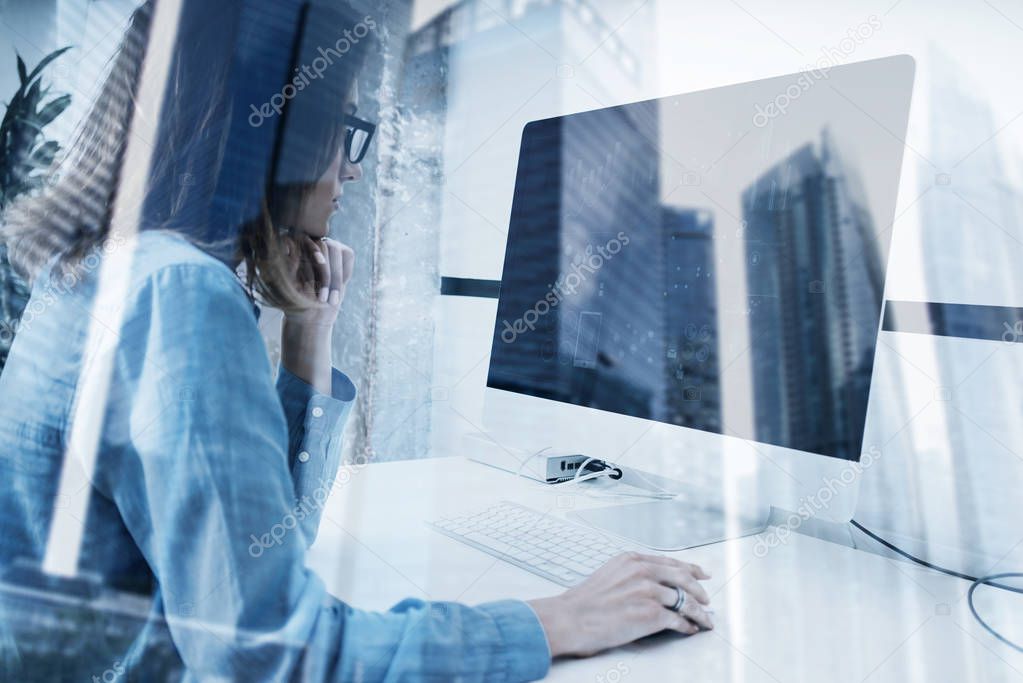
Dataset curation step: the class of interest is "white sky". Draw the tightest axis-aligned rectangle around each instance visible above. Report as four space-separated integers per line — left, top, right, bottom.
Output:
411 0 1023 160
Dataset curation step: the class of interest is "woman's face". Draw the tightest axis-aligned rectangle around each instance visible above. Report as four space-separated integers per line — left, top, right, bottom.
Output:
294 83 363 238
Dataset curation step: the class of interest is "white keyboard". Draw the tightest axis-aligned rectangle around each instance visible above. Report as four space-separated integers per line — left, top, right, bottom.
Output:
428 501 634 586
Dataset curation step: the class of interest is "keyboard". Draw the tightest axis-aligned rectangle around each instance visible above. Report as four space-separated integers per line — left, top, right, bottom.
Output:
428 501 634 586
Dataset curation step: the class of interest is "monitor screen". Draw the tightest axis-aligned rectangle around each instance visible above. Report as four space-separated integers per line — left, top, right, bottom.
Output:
487 56 914 461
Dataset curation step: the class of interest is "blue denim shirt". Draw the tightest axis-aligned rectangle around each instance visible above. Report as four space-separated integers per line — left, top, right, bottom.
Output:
0 231 550 681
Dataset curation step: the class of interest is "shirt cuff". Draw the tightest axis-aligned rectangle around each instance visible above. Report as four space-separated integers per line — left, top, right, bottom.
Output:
476 600 552 682
275 366 356 541
276 366 357 470
276 365 356 409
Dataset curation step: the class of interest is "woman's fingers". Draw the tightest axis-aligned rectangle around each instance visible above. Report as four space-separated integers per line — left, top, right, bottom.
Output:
325 240 344 306
654 583 681 609
280 235 356 308
646 559 711 605
653 582 714 631
637 552 712 580
679 596 714 631
660 609 699 635
340 243 355 286
684 561 711 580
303 236 330 302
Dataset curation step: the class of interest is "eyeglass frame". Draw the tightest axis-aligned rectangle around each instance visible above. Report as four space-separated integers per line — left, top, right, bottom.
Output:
342 112 376 165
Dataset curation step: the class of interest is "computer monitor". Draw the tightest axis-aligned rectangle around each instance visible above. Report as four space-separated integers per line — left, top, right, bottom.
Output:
481 55 916 548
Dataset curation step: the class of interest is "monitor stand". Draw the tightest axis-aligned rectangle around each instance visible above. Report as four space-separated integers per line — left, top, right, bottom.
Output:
564 466 768 551
568 499 767 552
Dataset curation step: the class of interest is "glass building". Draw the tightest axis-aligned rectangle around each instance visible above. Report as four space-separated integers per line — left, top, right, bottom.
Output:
742 130 885 460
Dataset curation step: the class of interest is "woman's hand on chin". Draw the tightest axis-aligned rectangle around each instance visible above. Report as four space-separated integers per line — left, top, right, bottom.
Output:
282 234 355 330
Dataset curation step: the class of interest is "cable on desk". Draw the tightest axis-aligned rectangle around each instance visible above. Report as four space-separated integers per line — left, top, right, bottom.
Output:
851 519 1023 654
515 449 671 499
968 573 1023 654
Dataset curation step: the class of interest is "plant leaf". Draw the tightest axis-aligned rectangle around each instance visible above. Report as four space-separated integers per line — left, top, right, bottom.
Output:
0 47 72 211
25 46 72 84
31 139 60 166
36 94 71 128
24 78 42 109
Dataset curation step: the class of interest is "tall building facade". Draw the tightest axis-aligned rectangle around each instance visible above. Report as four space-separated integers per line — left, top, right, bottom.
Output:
742 130 885 460
395 0 659 455
488 100 665 421
662 207 721 433
907 50 1023 550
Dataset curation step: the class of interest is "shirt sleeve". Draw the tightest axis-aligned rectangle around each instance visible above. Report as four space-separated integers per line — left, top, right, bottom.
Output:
98 262 551 682
275 364 356 544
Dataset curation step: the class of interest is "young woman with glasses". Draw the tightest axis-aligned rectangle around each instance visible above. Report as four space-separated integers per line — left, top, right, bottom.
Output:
0 2 712 680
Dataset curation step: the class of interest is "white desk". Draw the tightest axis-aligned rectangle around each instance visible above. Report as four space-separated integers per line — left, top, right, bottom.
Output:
307 457 1023 682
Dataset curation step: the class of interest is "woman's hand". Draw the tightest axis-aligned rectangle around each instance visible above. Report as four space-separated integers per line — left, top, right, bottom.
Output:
282 234 355 329
527 552 714 658
278 235 354 395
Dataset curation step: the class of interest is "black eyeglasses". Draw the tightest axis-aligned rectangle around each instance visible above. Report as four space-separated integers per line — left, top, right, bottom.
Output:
342 112 376 165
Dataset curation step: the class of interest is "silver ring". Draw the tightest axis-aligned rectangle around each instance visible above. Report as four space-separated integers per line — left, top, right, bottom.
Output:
672 586 686 612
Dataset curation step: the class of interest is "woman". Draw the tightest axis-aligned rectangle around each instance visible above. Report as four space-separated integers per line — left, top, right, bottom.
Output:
0 2 713 680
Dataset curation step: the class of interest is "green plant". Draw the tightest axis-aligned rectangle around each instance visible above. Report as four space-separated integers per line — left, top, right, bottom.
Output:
0 47 71 370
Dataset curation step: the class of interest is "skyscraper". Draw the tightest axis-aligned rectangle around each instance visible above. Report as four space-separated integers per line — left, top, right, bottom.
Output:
393 0 658 455
742 130 884 460
908 49 1023 549
488 100 665 420
662 207 721 433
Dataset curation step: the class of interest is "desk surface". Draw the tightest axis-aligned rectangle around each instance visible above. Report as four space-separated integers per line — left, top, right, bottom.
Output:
306 457 1023 682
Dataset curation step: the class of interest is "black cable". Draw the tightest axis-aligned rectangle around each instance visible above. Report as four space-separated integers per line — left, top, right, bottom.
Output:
968 573 1023 654
851 520 1023 653
584 459 623 480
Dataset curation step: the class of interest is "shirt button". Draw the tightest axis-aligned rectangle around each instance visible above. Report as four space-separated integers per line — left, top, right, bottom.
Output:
298 451 310 463
311 406 324 418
